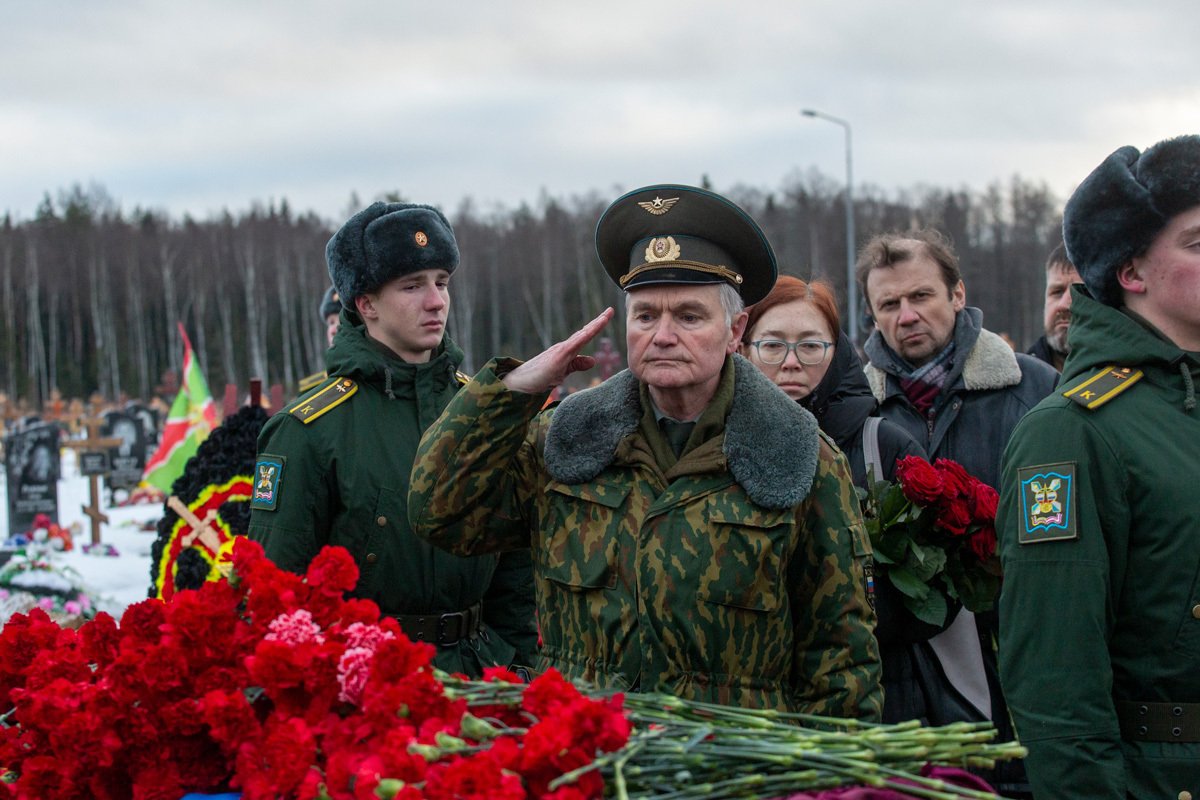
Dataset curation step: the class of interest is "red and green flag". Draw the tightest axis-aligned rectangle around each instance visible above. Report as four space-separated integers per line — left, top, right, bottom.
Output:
142 323 218 493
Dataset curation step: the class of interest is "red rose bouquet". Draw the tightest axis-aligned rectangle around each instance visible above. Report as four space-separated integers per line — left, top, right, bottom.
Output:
861 456 1002 625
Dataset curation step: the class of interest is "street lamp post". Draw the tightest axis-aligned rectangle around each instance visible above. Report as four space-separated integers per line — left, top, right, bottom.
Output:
801 109 858 345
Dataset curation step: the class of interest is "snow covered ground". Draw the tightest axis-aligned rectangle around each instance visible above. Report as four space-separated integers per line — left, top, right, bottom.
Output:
1 451 162 618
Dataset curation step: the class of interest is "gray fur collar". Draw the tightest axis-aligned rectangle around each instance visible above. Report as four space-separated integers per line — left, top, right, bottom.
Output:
865 327 1023 401
543 354 820 510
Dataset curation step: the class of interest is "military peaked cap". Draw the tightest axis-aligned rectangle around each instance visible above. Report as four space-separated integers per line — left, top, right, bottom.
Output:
595 184 777 305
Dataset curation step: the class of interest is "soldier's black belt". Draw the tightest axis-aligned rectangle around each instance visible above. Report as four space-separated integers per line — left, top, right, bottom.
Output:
391 602 482 647
1116 700 1200 743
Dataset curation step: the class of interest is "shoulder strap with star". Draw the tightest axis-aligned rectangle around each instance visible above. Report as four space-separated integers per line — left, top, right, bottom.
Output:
1062 365 1143 410
288 376 358 424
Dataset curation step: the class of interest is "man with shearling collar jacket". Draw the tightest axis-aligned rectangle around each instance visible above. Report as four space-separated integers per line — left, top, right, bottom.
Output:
409 184 882 719
856 228 1057 798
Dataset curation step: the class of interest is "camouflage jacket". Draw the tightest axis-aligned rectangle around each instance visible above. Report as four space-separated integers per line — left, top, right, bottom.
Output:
410 354 882 718
248 317 537 677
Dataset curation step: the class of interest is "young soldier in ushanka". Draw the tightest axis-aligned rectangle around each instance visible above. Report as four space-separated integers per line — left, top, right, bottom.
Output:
249 202 537 678
997 135 1200 800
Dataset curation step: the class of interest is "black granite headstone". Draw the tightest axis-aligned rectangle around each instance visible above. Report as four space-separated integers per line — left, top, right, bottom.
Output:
101 410 146 493
3 422 60 536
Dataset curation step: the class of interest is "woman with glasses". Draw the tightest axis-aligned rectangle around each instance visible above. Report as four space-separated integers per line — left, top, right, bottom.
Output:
742 275 947 725
740 276 921 487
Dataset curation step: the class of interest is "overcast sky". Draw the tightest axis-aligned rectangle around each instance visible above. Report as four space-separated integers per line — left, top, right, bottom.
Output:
4 1 1197 225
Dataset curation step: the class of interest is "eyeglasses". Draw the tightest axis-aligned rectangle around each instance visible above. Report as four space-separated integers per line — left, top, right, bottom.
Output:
748 339 834 366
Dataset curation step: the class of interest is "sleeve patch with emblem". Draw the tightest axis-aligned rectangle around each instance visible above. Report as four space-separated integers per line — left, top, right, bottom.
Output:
251 454 285 511
1017 462 1078 543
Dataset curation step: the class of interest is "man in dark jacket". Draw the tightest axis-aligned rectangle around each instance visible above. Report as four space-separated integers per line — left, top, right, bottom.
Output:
856 228 1058 797
1026 243 1082 372
249 202 537 677
999 134 1200 799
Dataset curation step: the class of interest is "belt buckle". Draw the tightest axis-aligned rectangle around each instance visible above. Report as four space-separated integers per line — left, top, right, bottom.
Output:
438 610 465 646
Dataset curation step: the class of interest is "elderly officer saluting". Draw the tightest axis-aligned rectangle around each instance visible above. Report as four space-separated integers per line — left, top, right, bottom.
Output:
250 202 537 677
998 135 1200 799
409 185 882 716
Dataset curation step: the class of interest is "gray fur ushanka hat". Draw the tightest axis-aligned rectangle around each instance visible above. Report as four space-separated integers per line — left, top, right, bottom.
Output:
326 201 459 302
1063 134 1200 306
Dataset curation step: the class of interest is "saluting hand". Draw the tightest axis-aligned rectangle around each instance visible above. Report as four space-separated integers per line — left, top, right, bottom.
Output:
502 308 616 394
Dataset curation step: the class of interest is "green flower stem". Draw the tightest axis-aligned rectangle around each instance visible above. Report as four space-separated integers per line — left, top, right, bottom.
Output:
424 674 1023 798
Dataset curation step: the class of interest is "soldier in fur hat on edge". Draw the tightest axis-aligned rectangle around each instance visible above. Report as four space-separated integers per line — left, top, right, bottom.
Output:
408 184 881 718
249 202 537 678
998 135 1200 799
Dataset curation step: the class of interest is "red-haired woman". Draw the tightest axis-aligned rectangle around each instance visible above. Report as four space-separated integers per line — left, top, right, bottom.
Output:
741 275 961 726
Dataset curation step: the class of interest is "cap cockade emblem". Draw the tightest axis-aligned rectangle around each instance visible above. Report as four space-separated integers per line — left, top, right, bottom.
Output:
644 236 681 263
414 231 429 247
637 196 679 216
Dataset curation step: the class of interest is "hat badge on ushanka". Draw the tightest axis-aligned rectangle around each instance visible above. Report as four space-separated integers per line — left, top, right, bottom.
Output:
326 201 459 302
596 184 777 305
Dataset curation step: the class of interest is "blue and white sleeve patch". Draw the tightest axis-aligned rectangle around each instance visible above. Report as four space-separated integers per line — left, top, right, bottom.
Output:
1017 462 1078 543
251 454 285 511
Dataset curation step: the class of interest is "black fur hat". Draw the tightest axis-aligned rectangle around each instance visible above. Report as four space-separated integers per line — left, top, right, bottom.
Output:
1063 134 1200 306
326 201 459 302
318 285 342 320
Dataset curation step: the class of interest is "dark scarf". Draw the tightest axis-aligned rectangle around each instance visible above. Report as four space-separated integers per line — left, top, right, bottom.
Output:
896 342 957 415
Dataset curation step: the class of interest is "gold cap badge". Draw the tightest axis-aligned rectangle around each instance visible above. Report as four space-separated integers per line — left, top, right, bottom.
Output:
414 231 429 247
644 236 681 263
637 196 679 216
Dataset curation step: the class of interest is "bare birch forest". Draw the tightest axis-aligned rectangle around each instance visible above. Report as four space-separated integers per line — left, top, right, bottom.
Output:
0 173 1062 407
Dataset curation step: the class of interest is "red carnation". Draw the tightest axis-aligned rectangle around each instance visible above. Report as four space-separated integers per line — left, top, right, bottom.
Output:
306 545 360 597
894 456 945 505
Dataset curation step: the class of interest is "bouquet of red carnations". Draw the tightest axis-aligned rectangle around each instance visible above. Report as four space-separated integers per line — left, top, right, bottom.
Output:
0 537 1023 800
0 539 629 800
861 456 1003 626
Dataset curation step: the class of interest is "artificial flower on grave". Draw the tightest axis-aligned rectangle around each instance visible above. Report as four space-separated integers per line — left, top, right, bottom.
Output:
860 455 1002 626
0 538 1024 799
0 549 97 628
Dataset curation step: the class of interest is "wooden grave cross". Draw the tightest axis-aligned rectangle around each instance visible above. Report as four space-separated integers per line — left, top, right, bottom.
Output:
60 416 123 545
165 495 223 552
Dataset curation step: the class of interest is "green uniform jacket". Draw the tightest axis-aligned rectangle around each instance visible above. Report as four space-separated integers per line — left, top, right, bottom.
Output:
248 315 537 677
410 354 882 718
998 287 1200 799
